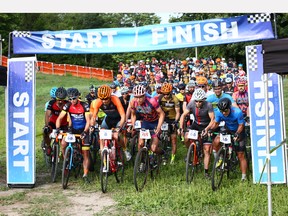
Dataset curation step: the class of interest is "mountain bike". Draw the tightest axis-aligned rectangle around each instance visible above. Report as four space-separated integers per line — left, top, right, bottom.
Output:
133 129 161 192
89 124 100 171
123 120 140 163
211 128 249 191
50 129 64 183
185 129 203 183
99 129 125 193
61 133 83 189
159 122 171 165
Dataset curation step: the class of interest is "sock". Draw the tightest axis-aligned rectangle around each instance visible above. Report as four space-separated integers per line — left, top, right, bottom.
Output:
84 168 89 176
242 174 246 179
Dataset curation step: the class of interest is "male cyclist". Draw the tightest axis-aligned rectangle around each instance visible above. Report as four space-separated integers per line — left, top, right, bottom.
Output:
129 84 165 155
178 88 214 178
158 83 181 164
210 97 247 181
232 78 249 120
56 88 91 183
85 84 97 106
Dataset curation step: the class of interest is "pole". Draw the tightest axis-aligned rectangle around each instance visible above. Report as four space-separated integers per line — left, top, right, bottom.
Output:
0 34 2 66
264 73 272 216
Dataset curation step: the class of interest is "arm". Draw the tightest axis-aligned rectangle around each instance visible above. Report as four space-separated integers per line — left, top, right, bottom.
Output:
44 110 51 126
155 106 165 134
179 108 190 130
56 110 66 129
84 112 90 133
175 107 180 122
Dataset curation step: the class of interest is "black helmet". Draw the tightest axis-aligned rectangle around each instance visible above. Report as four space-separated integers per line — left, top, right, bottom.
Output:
55 87 67 100
217 98 231 111
67 88 80 98
89 84 95 92
178 83 186 90
110 83 117 89
212 80 223 88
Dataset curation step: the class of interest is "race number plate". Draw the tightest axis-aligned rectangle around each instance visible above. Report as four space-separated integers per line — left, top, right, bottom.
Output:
187 129 198 140
65 133 76 142
161 122 169 131
139 129 151 139
99 129 112 140
220 134 231 144
190 114 195 121
135 120 141 129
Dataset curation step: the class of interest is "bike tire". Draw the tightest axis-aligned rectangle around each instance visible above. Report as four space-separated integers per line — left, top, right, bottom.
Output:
130 134 138 163
186 143 196 184
62 147 72 189
211 147 227 191
150 152 161 179
100 149 109 193
51 141 59 183
41 140 51 168
115 147 125 183
227 149 240 179
90 133 100 171
133 148 149 192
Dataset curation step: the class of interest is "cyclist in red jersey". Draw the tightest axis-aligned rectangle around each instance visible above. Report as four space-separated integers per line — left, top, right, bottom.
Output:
183 80 196 111
56 88 91 183
43 87 68 156
129 84 165 155
232 77 249 119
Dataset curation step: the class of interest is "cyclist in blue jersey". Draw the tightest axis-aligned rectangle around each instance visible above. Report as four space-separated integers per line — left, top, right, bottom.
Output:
56 88 91 183
210 97 247 181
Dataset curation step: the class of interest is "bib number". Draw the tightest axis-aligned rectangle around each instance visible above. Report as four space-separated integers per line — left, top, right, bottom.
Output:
135 120 141 129
139 129 151 139
220 134 231 144
65 133 76 143
161 122 169 131
187 129 198 140
99 129 112 140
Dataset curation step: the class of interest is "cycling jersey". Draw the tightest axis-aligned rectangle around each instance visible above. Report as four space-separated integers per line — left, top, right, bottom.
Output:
223 86 235 97
62 101 89 130
158 94 180 121
232 91 249 116
206 93 235 111
85 93 97 106
46 99 69 126
184 92 193 104
130 95 160 122
119 95 131 112
214 106 244 132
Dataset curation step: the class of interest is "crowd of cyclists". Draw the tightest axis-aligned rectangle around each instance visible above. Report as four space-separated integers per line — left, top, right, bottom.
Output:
42 56 250 183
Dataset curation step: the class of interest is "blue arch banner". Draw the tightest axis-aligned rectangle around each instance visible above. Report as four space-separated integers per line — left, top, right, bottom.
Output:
12 14 274 54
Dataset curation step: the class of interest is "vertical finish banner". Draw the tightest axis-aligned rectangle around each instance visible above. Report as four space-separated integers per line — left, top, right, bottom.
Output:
6 57 36 187
246 45 286 184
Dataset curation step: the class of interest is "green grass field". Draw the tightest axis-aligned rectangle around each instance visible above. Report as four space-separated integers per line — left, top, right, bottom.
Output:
1 72 288 215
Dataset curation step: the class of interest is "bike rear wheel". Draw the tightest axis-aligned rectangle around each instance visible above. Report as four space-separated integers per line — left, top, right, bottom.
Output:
100 149 109 193
115 147 125 183
133 148 149 192
62 147 72 189
186 143 196 184
51 141 60 183
211 147 227 191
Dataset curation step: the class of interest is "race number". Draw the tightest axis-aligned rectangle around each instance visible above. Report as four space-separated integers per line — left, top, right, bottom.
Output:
220 134 231 144
139 129 151 139
161 122 169 131
99 129 112 140
187 129 198 140
135 120 141 129
190 114 195 121
65 133 76 143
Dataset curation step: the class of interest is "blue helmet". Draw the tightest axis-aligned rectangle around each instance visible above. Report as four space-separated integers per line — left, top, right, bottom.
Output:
50 87 58 98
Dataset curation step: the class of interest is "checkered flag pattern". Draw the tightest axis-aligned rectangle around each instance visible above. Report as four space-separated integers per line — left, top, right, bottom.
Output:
13 31 31 38
247 13 271 24
25 62 33 82
247 46 258 71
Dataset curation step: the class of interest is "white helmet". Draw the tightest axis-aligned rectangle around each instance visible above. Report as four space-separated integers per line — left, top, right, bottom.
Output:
192 88 206 101
187 80 196 88
133 85 146 97
120 86 129 94
225 77 233 83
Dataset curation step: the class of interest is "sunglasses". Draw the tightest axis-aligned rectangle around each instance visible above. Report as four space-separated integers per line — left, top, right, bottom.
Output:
220 109 229 113
101 98 110 101
68 97 77 101
198 85 206 88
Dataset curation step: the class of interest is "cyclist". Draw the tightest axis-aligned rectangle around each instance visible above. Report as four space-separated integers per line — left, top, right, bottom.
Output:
210 97 247 181
43 87 69 156
85 84 97 106
183 80 196 111
232 78 249 119
90 85 126 158
55 88 91 183
44 87 57 112
223 77 235 97
129 84 165 155
178 88 214 178
175 83 186 115
158 83 181 164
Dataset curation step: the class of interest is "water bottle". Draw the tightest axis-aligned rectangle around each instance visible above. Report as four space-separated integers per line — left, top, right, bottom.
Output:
111 146 116 160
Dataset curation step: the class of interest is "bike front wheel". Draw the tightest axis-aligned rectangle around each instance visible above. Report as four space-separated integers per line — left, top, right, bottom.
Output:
133 148 149 192
115 147 125 183
186 143 196 184
211 147 227 191
51 141 60 183
100 149 109 193
62 147 72 189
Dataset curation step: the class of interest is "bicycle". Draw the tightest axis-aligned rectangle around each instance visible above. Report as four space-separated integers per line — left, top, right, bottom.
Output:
99 128 125 193
123 120 140 163
89 123 100 171
211 128 249 191
185 129 203 184
159 122 171 165
61 133 83 189
133 129 161 192
50 129 64 183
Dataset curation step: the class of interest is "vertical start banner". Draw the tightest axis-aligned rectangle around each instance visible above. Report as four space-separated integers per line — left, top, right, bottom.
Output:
6 57 36 187
246 45 286 184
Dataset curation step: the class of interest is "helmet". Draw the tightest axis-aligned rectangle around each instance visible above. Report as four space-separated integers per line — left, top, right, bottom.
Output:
120 86 129 94
133 84 146 97
212 80 223 88
161 83 173 94
110 83 117 89
237 77 247 85
178 83 186 90
192 88 206 101
197 77 208 85
187 80 196 88
225 77 233 84
55 87 67 100
98 85 112 99
217 98 232 111
67 88 80 98
155 84 162 89
89 84 95 92
50 87 58 98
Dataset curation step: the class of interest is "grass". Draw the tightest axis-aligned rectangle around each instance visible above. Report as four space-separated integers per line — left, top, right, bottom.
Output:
1 72 288 215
